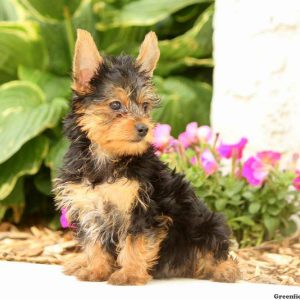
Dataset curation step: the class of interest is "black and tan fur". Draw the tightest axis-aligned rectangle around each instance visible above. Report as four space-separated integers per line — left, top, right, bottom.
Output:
54 29 240 285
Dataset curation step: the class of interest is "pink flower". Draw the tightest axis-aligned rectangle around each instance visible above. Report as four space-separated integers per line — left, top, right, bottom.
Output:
242 151 281 186
190 156 197 165
242 157 269 186
178 122 198 148
178 123 214 148
256 151 281 166
178 132 190 148
169 138 180 150
185 122 198 141
293 176 300 190
60 208 70 228
293 170 300 191
218 137 248 159
197 126 213 144
153 124 173 152
190 150 218 176
200 150 218 175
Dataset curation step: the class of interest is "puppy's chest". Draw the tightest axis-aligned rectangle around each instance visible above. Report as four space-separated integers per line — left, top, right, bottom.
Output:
57 178 141 244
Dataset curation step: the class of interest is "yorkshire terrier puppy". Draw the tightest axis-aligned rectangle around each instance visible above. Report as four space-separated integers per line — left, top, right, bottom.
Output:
54 29 240 285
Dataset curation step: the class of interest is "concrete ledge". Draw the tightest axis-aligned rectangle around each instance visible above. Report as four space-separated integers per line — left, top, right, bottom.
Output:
0 261 298 300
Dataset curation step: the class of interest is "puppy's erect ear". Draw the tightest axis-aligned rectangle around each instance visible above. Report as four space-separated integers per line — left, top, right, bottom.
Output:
136 31 160 76
72 29 103 94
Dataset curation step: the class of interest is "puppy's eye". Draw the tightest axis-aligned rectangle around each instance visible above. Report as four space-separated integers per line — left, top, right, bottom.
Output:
142 102 149 113
110 101 122 111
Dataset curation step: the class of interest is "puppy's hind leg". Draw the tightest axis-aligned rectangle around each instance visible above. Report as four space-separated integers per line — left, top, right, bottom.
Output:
194 252 240 283
191 211 240 282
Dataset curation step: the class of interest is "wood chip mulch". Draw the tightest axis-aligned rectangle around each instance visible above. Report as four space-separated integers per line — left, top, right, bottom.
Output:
0 222 299 286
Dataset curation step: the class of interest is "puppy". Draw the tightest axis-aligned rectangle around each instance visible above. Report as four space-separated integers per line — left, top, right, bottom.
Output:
54 29 240 285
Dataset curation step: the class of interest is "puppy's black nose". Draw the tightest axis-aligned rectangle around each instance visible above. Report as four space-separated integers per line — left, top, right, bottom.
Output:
135 123 149 137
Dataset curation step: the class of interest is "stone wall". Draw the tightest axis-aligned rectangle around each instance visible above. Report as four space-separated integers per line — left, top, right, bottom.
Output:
211 0 300 166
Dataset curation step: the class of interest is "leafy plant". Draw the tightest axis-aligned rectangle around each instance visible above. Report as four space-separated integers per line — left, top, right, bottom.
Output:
154 123 300 247
0 1 214 224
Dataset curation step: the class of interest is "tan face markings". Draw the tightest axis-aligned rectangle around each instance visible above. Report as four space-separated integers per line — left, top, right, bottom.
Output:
109 86 155 113
76 100 154 157
113 88 130 108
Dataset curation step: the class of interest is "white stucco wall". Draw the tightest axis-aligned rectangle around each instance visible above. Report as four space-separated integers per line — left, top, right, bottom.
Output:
212 0 300 165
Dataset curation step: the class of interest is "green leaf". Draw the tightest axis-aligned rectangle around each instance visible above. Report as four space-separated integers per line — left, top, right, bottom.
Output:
183 57 214 68
228 195 242 206
38 21 71 75
232 216 256 226
0 21 48 83
48 214 61 230
157 5 213 76
0 136 48 200
0 80 45 110
224 180 245 197
280 220 297 236
242 191 254 200
215 198 227 211
111 0 212 27
153 76 211 136
0 206 6 222
263 214 280 237
0 0 20 21
267 205 281 216
268 197 276 204
0 178 25 223
248 202 261 214
0 81 68 163
18 0 81 21
99 27 146 56
73 0 98 38
45 137 69 179
224 209 236 220
34 170 52 196
18 66 71 101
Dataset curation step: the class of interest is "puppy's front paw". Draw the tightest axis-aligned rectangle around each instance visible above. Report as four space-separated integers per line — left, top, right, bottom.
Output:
212 257 241 283
76 267 111 282
108 269 151 285
63 254 112 282
63 254 87 276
